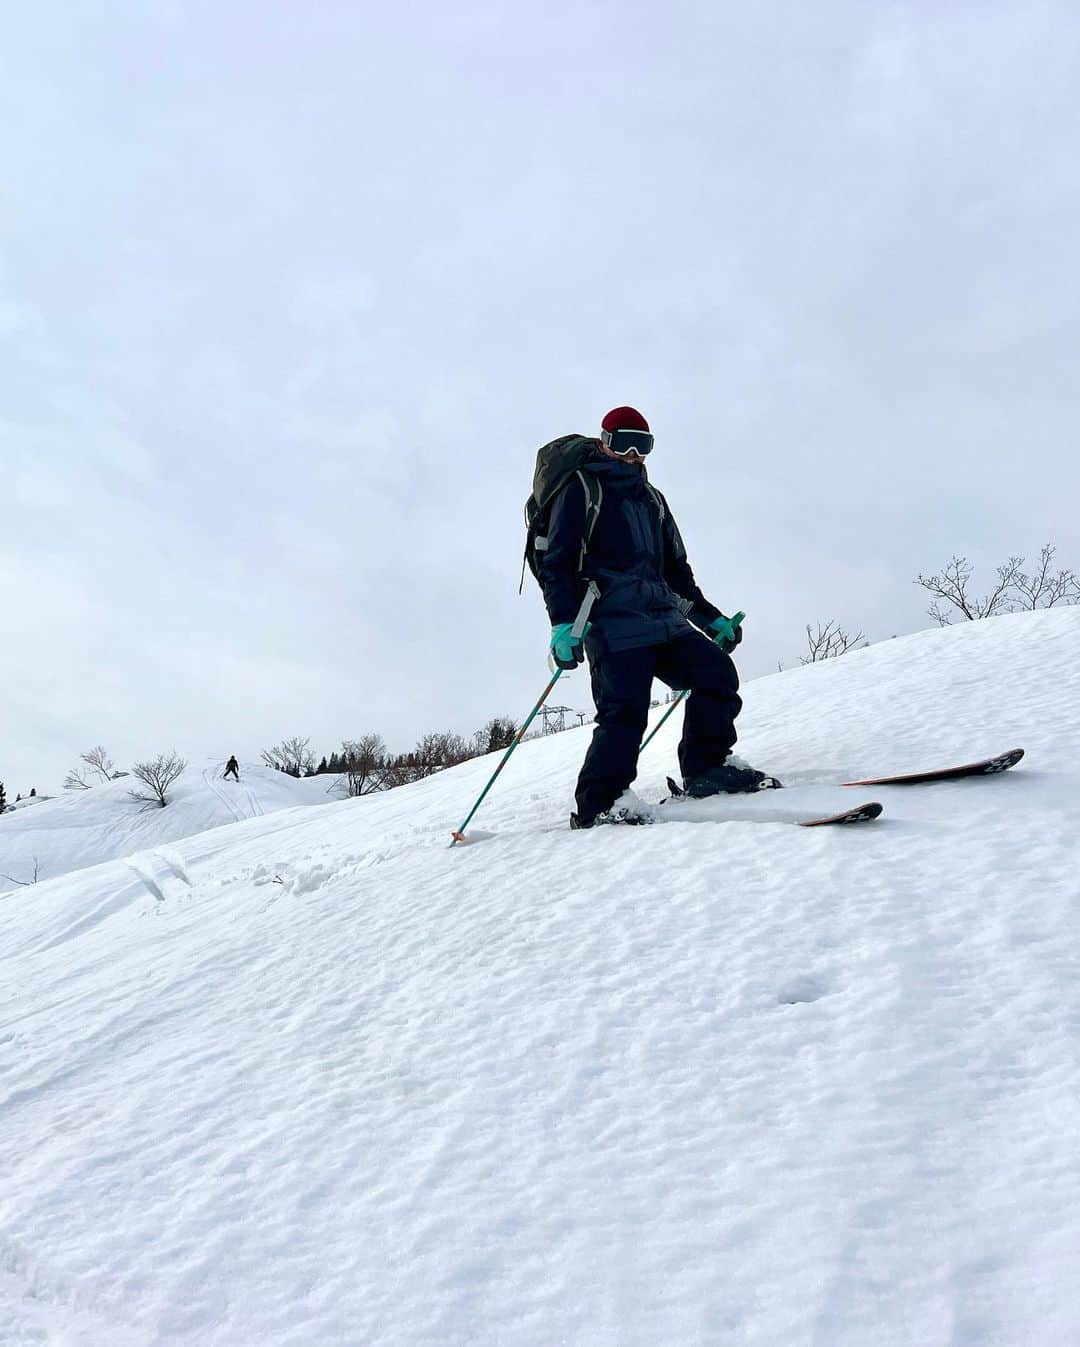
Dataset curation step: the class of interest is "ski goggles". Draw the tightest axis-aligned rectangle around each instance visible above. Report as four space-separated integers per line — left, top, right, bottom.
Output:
600 427 654 457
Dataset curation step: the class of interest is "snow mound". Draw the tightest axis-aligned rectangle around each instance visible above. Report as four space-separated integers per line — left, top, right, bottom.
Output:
3 609 1080 1346
0 761 339 894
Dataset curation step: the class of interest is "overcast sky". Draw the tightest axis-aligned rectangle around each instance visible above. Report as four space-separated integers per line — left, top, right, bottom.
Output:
3 1 1080 795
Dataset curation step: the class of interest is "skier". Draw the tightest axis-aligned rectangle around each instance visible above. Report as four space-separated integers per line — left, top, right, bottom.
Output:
223 756 240 782
538 406 773 829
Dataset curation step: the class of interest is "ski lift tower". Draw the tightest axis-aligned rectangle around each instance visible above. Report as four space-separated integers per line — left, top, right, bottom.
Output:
540 704 576 735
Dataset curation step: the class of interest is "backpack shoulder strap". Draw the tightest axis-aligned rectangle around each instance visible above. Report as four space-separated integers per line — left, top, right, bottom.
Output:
518 469 604 594
575 469 603 568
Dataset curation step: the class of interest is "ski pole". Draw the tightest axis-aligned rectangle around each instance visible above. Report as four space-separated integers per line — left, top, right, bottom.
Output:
639 689 687 754
639 611 745 754
450 583 600 845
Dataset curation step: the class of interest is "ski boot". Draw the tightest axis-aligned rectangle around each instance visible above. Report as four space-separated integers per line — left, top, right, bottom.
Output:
682 753 782 798
570 790 656 830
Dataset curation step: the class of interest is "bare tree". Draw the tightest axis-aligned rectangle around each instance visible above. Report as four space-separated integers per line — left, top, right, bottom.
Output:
417 731 471 774
129 751 187 810
917 547 1079 624
1011 544 1080 610
399 732 470 782
916 555 1021 626
341 735 387 797
381 731 471 788
379 753 411 790
83 745 116 782
261 737 314 778
63 744 117 791
800 620 866 664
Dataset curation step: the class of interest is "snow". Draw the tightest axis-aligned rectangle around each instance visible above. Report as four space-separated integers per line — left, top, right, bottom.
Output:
0 762 341 894
3 795 52 813
2 608 1080 1345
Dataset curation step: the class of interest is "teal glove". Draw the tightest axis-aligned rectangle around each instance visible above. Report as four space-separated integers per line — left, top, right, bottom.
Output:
708 610 745 654
550 621 591 670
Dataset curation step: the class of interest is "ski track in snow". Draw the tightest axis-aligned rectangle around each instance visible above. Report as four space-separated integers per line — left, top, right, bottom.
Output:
125 849 193 904
200 766 246 824
0 762 333 896
202 764 266 823
2 610 1080 1345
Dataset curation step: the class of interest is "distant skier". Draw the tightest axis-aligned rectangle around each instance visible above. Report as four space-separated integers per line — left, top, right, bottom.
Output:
223 756 240 782
536 407 775 829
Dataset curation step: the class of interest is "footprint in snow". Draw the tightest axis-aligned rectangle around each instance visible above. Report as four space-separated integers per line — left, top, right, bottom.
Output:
777 974 831 1005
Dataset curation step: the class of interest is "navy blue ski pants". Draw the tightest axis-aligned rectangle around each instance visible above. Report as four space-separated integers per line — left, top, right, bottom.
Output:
575 631 742 821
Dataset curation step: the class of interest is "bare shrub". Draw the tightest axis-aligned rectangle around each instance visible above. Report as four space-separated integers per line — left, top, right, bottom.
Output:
261 737 314 778
378 753 413 790
415 731 471 775
917 545 1079 625
1011 544 1080 610
801 621 866 664
64 744 116 790
916 555 1020 625
129 751 187 810
381 732 471 788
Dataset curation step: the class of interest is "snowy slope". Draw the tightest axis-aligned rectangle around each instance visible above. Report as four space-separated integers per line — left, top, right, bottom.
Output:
2 609 1080 1346
0 761 340 894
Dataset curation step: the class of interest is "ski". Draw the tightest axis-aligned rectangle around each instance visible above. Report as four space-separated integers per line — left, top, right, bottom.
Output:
798 801 883 827
842 747 1024 787
661 778 883 827
466 746 1023 845
665 747 1024 799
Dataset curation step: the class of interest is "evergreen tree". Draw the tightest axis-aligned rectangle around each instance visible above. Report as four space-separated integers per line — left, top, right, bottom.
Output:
0 781 6 814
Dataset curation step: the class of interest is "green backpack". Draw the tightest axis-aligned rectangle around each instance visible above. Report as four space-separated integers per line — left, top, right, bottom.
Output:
520 434 604 591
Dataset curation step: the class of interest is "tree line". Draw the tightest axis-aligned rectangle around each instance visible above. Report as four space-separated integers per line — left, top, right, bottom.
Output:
262 718 520 796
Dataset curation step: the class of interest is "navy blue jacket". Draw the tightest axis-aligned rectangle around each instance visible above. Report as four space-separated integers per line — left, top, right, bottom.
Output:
539 455 722 653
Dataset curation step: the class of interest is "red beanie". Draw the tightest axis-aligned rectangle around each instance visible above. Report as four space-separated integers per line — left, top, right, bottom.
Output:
601 406 650 434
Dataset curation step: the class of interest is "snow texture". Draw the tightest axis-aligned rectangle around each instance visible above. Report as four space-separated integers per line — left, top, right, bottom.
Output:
0 762 340 895
2 609 1079 1345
